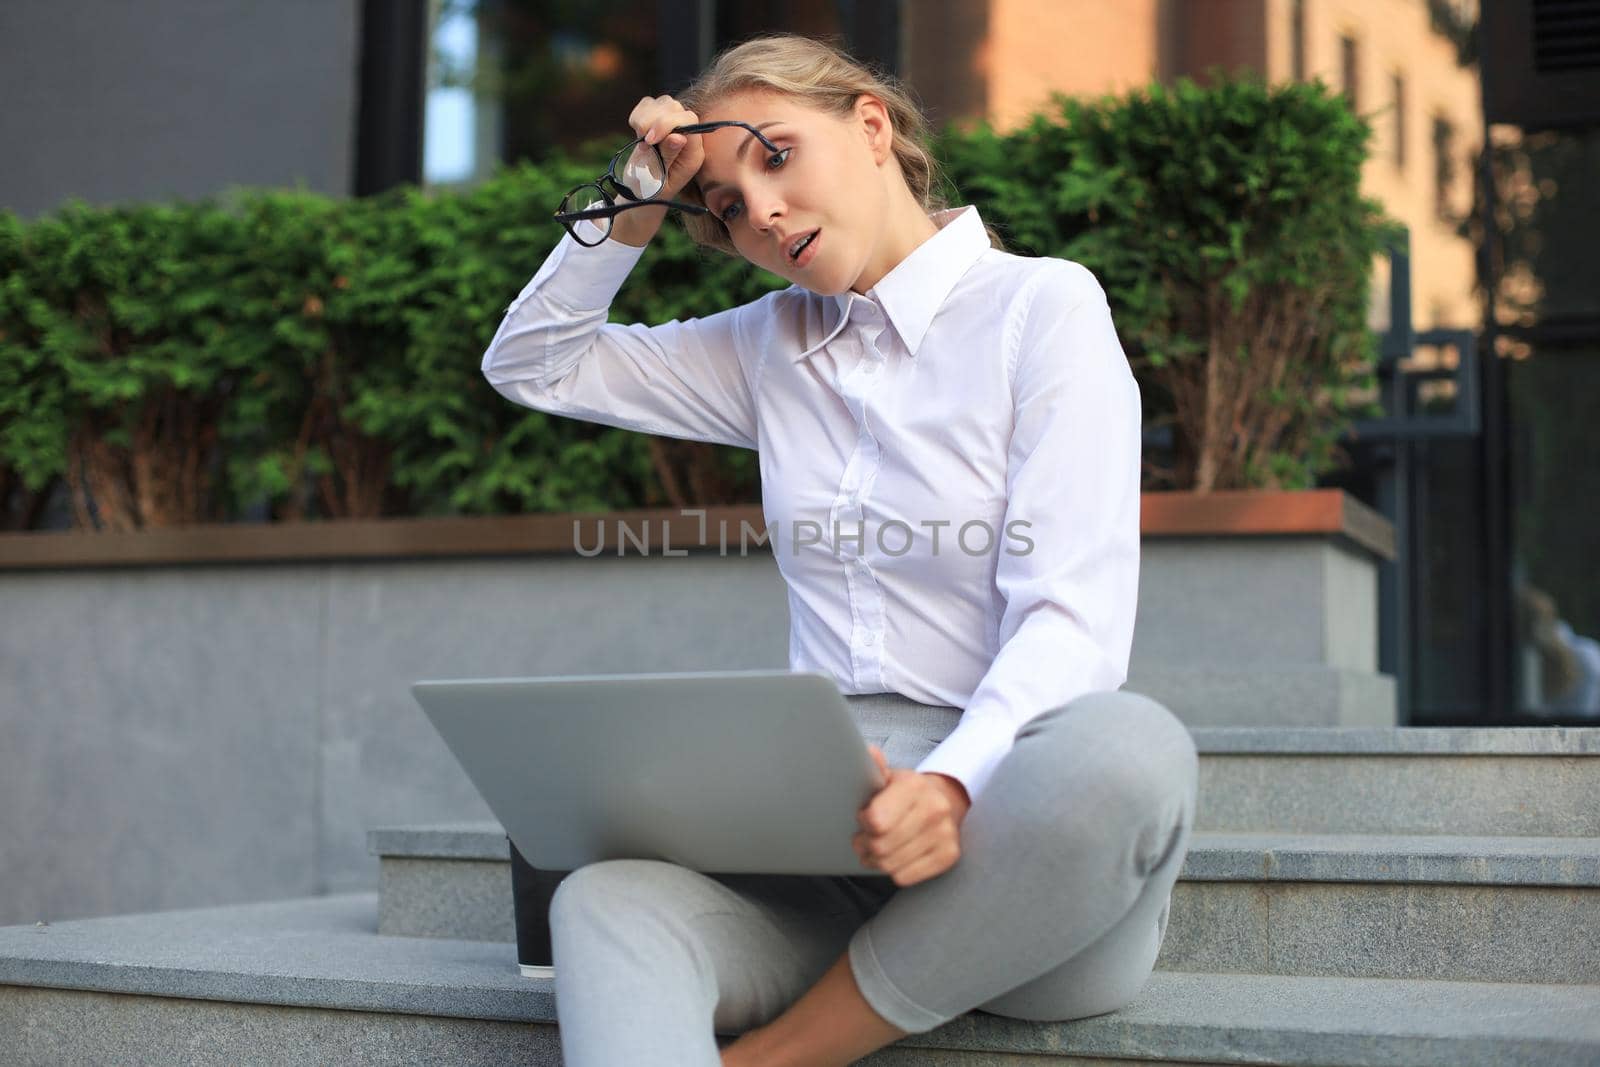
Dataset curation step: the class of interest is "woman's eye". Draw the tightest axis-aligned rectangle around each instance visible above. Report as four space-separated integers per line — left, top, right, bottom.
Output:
719 148 791 223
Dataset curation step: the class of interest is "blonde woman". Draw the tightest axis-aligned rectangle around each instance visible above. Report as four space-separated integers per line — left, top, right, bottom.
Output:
482 32 1198 1067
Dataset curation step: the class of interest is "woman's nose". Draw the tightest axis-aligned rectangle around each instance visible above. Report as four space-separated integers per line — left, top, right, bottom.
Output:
745 192 785 234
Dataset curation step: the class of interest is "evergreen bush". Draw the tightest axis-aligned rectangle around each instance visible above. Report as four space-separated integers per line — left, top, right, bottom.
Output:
0 71 1396 529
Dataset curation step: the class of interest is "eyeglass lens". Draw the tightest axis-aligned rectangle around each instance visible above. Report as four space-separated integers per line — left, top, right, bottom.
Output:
615 140 667 199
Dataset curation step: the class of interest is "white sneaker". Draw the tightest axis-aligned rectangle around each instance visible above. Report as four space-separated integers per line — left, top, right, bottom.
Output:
520 963 555 979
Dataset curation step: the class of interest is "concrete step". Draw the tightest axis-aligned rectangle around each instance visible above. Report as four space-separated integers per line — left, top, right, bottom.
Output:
369 823 1600 985
2 892 1597 1066
1191 727 1600 836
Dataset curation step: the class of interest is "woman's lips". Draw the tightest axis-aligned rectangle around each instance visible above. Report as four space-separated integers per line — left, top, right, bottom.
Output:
791 229 820 269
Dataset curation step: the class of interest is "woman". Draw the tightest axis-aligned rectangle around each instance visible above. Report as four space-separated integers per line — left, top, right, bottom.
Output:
481 32 1198 1067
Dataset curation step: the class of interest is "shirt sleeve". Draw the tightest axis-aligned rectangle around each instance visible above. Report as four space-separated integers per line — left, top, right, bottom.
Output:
481 217 762 450
915 260 1143 802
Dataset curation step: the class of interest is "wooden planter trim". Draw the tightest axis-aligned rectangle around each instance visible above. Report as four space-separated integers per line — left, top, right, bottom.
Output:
1140 488 1394 559
0 489 1393 571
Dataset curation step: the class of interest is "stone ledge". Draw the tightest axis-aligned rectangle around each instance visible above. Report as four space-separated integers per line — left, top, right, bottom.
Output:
0 894 549 1023
1127 666 1395 728
369 823 510 861
1180 832 1600 886
368 824 1600 888
0 987 565 1067
1189 726 1600 754
0 488 1394 571
2 893 1596 1066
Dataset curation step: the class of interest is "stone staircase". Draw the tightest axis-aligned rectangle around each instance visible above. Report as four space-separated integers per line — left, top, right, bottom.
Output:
4 727 1600 1064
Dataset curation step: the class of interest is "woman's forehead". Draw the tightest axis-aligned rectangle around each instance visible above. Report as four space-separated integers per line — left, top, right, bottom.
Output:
699 96 838 177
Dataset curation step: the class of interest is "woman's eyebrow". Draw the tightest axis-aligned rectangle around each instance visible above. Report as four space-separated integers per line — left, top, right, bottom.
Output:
698 122 788 196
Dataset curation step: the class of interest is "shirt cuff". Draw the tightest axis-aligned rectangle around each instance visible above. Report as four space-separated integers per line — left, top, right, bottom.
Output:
915 714 1017 803
535 217 648 312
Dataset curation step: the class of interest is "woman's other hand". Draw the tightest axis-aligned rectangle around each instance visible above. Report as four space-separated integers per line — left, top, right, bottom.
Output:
853 745 971 887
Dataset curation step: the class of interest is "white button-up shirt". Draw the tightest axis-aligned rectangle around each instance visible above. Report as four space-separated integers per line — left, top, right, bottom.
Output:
481 203 1142 802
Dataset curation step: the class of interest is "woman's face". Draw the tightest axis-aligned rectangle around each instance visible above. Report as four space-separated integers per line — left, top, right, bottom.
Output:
692 89 893 295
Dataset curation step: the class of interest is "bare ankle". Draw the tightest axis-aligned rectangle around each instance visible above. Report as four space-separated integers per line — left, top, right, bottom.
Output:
721 1025 781 1067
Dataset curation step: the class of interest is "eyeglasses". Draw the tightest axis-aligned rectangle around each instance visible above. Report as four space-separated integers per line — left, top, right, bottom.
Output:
553 121 785 247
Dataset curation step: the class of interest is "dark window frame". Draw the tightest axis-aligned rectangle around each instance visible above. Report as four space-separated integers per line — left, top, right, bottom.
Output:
1290 0 1306 81
1432 114 1456 222
355 0 428 196
1393 71 1407 168
1340 33 1360 113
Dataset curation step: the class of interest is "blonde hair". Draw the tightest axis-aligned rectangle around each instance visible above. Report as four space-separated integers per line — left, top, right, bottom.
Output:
673 32 1006 256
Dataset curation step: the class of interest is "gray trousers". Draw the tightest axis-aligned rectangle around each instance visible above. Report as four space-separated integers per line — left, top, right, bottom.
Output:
548 688 1199 1066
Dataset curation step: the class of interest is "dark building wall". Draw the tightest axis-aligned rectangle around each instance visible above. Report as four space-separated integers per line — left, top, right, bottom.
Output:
1162 0 1269 83
0 0 363 219
903 0 989 130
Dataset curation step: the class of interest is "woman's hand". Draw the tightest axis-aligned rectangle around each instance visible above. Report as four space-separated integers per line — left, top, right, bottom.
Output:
627 94 706 202
853 745 971 887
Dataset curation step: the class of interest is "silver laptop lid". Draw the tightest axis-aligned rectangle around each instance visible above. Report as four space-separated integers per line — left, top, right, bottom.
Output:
411 669 887 875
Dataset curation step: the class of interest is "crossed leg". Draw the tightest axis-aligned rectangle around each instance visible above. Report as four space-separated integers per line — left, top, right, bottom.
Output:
846 689 1198 1031
548 689 1197 1066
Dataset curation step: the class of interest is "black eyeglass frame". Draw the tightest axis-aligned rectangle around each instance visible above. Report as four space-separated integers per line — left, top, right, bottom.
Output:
553 121 786 246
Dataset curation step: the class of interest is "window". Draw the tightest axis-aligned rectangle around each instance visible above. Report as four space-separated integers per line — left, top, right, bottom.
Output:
1291 0 1306 82
414 1 901 191
1433 115 1456 222
1392 72 1406 169
420 0 666 190
1509 347 1600 720
424 0 491 186
1340 34 1359 113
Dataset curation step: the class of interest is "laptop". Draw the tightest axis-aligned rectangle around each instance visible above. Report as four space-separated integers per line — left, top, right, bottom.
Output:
409 669 888 877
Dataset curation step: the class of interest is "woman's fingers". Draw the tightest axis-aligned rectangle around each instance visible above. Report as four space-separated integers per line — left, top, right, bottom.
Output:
631 93 694 144
877 813 956 872
854 778 964 883
661 110 697 159
860 769 958 838
858 794 931 860
624 94 702 199
865 829 957 886
867 744 891 789
859 767 920 835
661 113 699 168
887 840 962 886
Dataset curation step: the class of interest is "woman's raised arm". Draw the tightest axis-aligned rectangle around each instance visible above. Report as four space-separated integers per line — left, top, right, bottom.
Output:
482 93 765 449
480 219 768 450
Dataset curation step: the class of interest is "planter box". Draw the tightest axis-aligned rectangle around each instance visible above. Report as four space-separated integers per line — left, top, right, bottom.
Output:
1130 489 1396 728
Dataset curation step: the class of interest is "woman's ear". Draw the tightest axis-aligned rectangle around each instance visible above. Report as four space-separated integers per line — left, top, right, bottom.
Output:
855 92 893 164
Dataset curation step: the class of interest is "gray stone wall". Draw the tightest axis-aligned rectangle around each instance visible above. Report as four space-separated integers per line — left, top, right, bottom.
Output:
0 534 1387 925
0 555 790 925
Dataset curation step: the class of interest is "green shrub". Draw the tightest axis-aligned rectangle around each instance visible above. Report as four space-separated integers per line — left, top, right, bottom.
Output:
0 70 1396 529
0 198 244 529
0 207 62 528
936 70 1399 490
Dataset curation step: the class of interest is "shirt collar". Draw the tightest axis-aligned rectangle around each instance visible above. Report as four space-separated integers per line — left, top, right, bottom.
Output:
791 203 989 362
